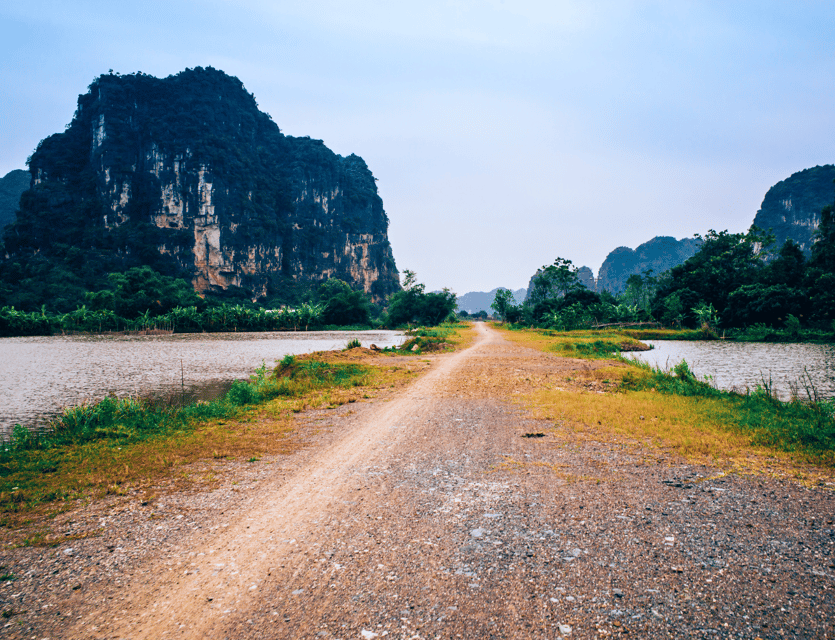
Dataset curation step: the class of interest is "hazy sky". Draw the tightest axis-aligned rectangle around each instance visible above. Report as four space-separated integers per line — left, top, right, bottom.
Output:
1 1 834 293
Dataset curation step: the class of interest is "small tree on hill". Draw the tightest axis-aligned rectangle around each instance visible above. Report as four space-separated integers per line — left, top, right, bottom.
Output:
491 288 519 323
386 270 456 327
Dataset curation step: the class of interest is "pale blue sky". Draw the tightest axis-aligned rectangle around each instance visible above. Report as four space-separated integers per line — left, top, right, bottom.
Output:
1 1 833 293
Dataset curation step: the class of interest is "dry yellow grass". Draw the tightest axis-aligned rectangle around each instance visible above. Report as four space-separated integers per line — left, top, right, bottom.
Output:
0 356 426 530
496 324 835 486
3 324 482 530
447 322 478 349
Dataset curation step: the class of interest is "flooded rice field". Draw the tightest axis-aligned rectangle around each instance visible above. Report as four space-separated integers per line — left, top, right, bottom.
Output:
627 339 835 400
0 330 406 435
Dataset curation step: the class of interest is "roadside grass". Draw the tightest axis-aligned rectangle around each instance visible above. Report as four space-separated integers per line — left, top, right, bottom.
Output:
0 323 477 529
621 328 706 341
495 325 835 476
396 322 476 353
0 355 421 527
491 323 648 358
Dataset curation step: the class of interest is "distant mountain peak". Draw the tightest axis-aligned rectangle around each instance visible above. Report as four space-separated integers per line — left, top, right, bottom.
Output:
0 169 29 229
750 164 835 253
596 236 701 294
456 287 526 314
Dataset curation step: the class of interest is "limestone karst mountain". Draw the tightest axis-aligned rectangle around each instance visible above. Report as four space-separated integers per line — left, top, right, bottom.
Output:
750 165 835 254
2 67 399 306
596 236 701 294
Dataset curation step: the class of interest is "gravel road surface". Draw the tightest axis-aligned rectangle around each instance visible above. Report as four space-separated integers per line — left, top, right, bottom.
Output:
2 323 833 639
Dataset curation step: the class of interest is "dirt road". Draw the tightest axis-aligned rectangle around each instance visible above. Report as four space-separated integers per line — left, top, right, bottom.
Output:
4 323 835 639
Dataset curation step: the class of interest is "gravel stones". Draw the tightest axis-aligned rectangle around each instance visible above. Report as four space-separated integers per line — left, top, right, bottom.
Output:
1 325 833 639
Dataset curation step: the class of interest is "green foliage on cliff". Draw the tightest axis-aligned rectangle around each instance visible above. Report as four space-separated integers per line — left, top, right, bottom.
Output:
319 278 371 325
86 266 204 317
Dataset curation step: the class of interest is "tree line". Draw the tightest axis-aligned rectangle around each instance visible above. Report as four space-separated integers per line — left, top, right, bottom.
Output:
0 267 457 337
492 198 835 340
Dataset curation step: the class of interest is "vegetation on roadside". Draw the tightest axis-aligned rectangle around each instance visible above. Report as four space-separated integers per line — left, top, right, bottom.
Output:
0 358 389 525
0 321 473 527
621 360 835 463
396 323 474 354
496 325 835 471
384 270 457 328
496 325 650 359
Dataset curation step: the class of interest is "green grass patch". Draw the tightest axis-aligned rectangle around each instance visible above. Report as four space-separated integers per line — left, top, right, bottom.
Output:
621 360 835 464
500 324 835 469
387 322 471 354
496 325 648 359
622 328 709 341
0 358 374 521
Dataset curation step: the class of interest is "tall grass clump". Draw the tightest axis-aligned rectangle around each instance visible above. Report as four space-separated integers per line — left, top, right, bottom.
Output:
394 323 463 353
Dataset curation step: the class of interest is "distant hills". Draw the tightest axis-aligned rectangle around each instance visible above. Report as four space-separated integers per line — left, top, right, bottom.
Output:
456 288 526 314
0 169 29 229
750 164 835 254
519 164 834 298
596 236 702 294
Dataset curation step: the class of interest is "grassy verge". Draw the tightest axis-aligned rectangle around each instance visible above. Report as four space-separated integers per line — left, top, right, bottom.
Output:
495 325 835 476
0 355 420 527
0 322 474 529
396 322 477 353
493 323 649 358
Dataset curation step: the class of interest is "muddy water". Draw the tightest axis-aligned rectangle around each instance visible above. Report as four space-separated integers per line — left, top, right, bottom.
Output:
0 330 406 434
626 340 835 400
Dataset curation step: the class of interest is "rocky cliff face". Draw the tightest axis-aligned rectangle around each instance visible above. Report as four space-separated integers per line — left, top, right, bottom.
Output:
0 170 29 229
10 68 399 301
596 236 701 294
750 165 835 254
576 266 595 290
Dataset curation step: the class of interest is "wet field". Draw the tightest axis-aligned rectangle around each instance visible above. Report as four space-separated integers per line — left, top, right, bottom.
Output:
1 330 406 434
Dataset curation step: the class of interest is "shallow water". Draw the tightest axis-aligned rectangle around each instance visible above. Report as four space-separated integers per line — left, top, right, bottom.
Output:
626 340 835 400
0 330 406 434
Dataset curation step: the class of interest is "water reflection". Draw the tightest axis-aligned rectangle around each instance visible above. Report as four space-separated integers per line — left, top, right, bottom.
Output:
626 340 835 400
1 330 405 434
